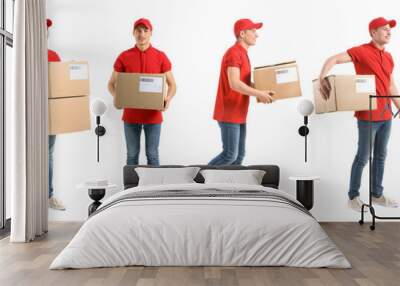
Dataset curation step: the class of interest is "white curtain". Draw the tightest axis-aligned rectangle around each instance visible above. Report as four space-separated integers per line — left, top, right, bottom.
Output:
10 0 48 242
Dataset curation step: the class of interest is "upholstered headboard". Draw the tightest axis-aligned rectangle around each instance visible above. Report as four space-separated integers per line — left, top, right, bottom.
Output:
123 165 280 189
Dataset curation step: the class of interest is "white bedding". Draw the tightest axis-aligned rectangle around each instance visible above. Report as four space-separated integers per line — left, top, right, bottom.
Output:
50 183 351 269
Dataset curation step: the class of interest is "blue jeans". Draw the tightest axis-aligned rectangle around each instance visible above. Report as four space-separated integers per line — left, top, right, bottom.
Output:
208 122 246 165
348 120 392 199
124 123 161 166
49 135 56 198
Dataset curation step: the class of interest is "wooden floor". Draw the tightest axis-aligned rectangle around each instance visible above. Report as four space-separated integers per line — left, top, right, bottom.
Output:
0 222 399 286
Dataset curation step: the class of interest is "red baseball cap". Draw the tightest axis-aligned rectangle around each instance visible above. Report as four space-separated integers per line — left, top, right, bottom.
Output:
234 18 263 37
46 18 52 28
369 17 396 31
134 18 153 31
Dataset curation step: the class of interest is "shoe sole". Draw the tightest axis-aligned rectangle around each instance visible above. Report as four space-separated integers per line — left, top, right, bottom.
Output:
49 206 66 211
350 208 368 213
372 203 399 208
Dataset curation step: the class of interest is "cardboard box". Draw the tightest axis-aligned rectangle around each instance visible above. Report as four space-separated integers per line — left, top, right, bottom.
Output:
253 61 302 100
313 75 377 114
49 96 91 135
48 61 90 98
115 73 166 110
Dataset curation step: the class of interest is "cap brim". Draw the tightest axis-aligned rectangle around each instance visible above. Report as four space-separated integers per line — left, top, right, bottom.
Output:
389 19 396 28
254 22 263 29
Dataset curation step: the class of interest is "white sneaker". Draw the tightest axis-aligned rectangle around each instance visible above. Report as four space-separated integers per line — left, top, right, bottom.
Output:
348 197 367 212
372 195 399 208
49 197 66 211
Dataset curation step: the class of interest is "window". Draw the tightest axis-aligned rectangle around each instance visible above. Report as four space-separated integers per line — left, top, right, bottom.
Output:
0 0 14 236
5 44 11 221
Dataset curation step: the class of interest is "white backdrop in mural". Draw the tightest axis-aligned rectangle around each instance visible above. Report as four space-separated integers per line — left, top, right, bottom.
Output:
46 0 400 221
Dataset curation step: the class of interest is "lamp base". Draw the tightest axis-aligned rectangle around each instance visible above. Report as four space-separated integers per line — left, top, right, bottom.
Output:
95 126 106 136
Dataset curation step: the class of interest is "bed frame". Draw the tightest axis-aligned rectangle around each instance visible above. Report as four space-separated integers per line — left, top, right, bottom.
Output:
123 165 280 189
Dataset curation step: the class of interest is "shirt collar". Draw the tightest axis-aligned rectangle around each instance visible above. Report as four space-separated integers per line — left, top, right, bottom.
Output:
134 44 152 53
235 42 248 54
368 41 385 52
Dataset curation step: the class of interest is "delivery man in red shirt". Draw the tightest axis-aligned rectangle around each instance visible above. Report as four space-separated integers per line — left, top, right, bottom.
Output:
319 17 400 211
47 18 65 210
108 18 176 166
209 18 275 165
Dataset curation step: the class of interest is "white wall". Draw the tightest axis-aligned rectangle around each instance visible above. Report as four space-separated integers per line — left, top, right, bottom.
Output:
47 0 400 221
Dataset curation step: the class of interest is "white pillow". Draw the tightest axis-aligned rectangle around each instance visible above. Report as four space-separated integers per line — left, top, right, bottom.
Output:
135 167 201 186
200 169 266 185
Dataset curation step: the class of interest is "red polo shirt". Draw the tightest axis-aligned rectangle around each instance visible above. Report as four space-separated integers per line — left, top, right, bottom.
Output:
213 42 251 124
113 45 171 124
48 49 61 62
347 42 394 121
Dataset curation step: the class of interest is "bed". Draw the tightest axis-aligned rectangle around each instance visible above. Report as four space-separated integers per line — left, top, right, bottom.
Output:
50 165 350 269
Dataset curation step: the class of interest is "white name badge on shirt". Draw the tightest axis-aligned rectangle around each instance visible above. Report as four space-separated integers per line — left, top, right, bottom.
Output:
69 64 89 80
355 77 376 94
139 76 163 93
275 67 298 84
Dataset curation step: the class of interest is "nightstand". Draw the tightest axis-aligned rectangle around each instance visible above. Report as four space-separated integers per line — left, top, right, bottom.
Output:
77 183 117 216
289 176 320 210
